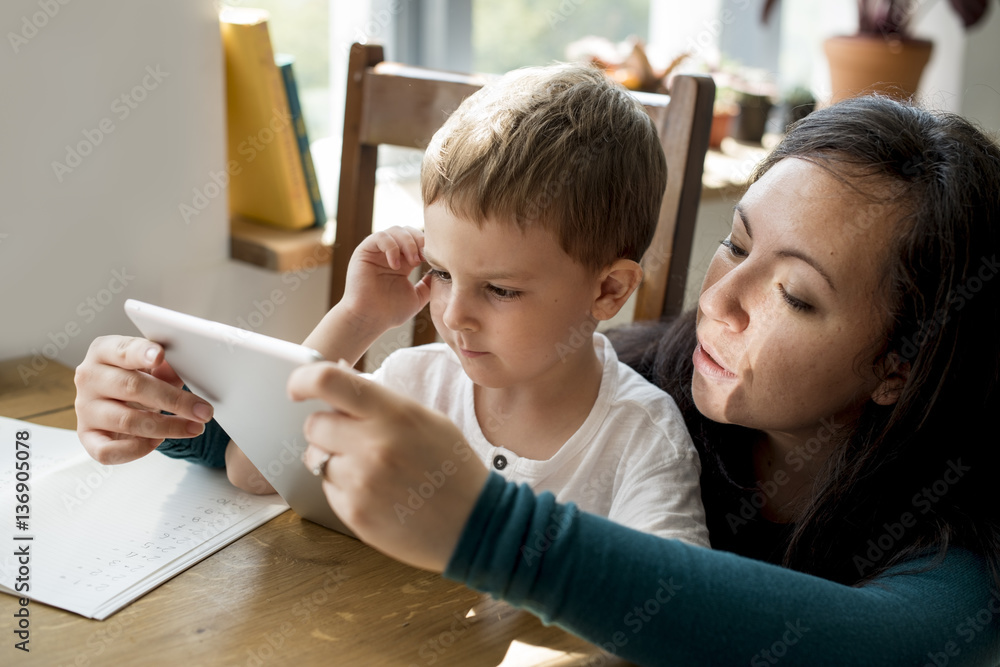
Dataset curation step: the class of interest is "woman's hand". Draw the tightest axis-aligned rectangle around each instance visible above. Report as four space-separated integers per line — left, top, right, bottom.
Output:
290 361 489 573
75 335 215 464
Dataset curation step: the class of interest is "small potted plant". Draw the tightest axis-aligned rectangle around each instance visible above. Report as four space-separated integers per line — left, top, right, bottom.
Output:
763 0 994 102
781 85 816 129
727 66 777 143
710 86 739 149
566 36 689 94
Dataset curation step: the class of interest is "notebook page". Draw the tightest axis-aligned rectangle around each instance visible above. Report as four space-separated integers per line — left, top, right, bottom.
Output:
0 416 288 619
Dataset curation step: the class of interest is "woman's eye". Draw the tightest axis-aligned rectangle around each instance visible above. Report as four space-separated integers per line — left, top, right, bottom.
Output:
721 237 748 258
778 285 813 313
487 285 521 301
427 268 451 282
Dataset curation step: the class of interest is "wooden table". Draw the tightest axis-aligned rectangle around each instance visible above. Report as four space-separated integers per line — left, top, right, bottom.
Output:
0 358 630 666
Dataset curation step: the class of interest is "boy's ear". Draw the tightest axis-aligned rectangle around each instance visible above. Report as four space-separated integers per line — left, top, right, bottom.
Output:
871 353 909 406
591 259 643 321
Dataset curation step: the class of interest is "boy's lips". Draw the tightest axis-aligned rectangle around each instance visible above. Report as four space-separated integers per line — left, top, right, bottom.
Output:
693 339 737 379
454 338 488 358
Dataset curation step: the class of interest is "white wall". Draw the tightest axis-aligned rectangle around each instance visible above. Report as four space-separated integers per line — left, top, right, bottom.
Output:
962 6 1000 133
0 0 329 384
913 0 967 114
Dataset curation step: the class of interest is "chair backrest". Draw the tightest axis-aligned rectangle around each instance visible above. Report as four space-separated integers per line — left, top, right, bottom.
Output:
331 42 714 349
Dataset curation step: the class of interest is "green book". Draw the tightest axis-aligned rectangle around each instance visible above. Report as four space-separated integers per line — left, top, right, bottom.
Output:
276 53 326 228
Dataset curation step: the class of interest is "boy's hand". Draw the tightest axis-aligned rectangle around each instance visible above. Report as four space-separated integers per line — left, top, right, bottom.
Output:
75 335 215 465
291 361 488 573
340 226 432 332
225 441 276 495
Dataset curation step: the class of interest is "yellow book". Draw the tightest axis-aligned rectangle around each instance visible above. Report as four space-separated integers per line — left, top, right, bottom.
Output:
220 8 313 229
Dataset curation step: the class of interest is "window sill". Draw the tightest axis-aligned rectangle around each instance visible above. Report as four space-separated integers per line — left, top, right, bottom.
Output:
701 134 781 200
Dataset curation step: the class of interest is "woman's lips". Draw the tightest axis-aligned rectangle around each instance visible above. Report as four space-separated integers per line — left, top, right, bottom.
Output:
460 348 487 358
693 342 737 379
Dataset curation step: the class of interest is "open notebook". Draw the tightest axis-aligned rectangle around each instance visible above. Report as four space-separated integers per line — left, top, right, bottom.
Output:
0 416 288 620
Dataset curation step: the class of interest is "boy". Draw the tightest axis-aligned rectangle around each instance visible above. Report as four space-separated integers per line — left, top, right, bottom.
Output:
196 63 706 544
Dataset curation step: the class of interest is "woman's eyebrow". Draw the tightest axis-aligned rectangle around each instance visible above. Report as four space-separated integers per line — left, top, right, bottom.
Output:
778 248 837 292
734 203 837 292
735 203 753 237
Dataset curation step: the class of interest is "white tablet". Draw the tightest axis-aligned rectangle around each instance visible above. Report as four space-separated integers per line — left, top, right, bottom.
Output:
124 299 353 536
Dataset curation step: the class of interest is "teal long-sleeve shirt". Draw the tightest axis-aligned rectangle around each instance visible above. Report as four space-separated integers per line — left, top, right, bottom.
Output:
445 473 1000 667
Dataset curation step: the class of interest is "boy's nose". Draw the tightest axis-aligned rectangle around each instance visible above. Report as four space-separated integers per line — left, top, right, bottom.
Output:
441 292 477 332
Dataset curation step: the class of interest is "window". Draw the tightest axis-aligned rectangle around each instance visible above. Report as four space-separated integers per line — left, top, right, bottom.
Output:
233 0 331 140
472 0 650 74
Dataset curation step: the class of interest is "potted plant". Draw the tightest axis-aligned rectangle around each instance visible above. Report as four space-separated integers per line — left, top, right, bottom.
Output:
763 0 994 102
781 85 816 128
566 36 689 94
727 66 778 143
711 86 739 149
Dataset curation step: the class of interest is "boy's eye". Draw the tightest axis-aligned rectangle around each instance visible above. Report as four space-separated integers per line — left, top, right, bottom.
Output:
427 268 451 282
720 237 748 258
487 284 521 301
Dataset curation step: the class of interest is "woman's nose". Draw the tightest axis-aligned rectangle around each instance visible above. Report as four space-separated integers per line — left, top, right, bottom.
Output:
698 262 750 332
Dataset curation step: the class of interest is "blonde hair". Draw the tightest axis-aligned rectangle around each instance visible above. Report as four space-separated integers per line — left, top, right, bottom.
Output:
420 62 667 272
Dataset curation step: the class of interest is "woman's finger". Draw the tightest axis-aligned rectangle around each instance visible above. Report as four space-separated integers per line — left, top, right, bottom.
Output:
84 398 206 440
302 443 332 478
149 359 185 388
78 363 213 424
77 428 167 465
288 361 381 419
86 335 164 371
303 409 347 456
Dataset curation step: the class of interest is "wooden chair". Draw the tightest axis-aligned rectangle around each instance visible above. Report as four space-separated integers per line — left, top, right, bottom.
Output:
331 42 714 351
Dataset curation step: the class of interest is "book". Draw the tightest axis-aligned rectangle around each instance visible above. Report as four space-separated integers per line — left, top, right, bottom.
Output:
276 54 327 229
220 8 314 230
0 416 287 620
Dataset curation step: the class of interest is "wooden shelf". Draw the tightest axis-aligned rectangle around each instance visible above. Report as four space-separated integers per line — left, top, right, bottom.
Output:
229 215 333 272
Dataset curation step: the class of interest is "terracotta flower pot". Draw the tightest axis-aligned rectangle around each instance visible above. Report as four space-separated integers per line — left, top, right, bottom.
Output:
709 110 734 149
823 35 933 104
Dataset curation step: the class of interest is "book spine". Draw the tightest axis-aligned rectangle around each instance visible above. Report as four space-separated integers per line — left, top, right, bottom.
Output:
255 23 312 227
277 57 326 228
221 16 313 229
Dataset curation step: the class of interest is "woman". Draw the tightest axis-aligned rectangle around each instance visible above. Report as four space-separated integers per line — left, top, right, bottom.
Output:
290 96 1000 665
75 96 999 664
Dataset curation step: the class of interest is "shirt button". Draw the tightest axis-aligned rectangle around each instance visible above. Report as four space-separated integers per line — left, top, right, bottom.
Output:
492 455 508 470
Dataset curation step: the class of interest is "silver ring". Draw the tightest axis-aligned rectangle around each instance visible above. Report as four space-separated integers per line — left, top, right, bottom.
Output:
310 453 331 478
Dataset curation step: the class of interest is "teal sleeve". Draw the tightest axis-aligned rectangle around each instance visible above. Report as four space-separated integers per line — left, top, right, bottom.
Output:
445 474 1000 667
156 418 229 468
154 385 230 468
